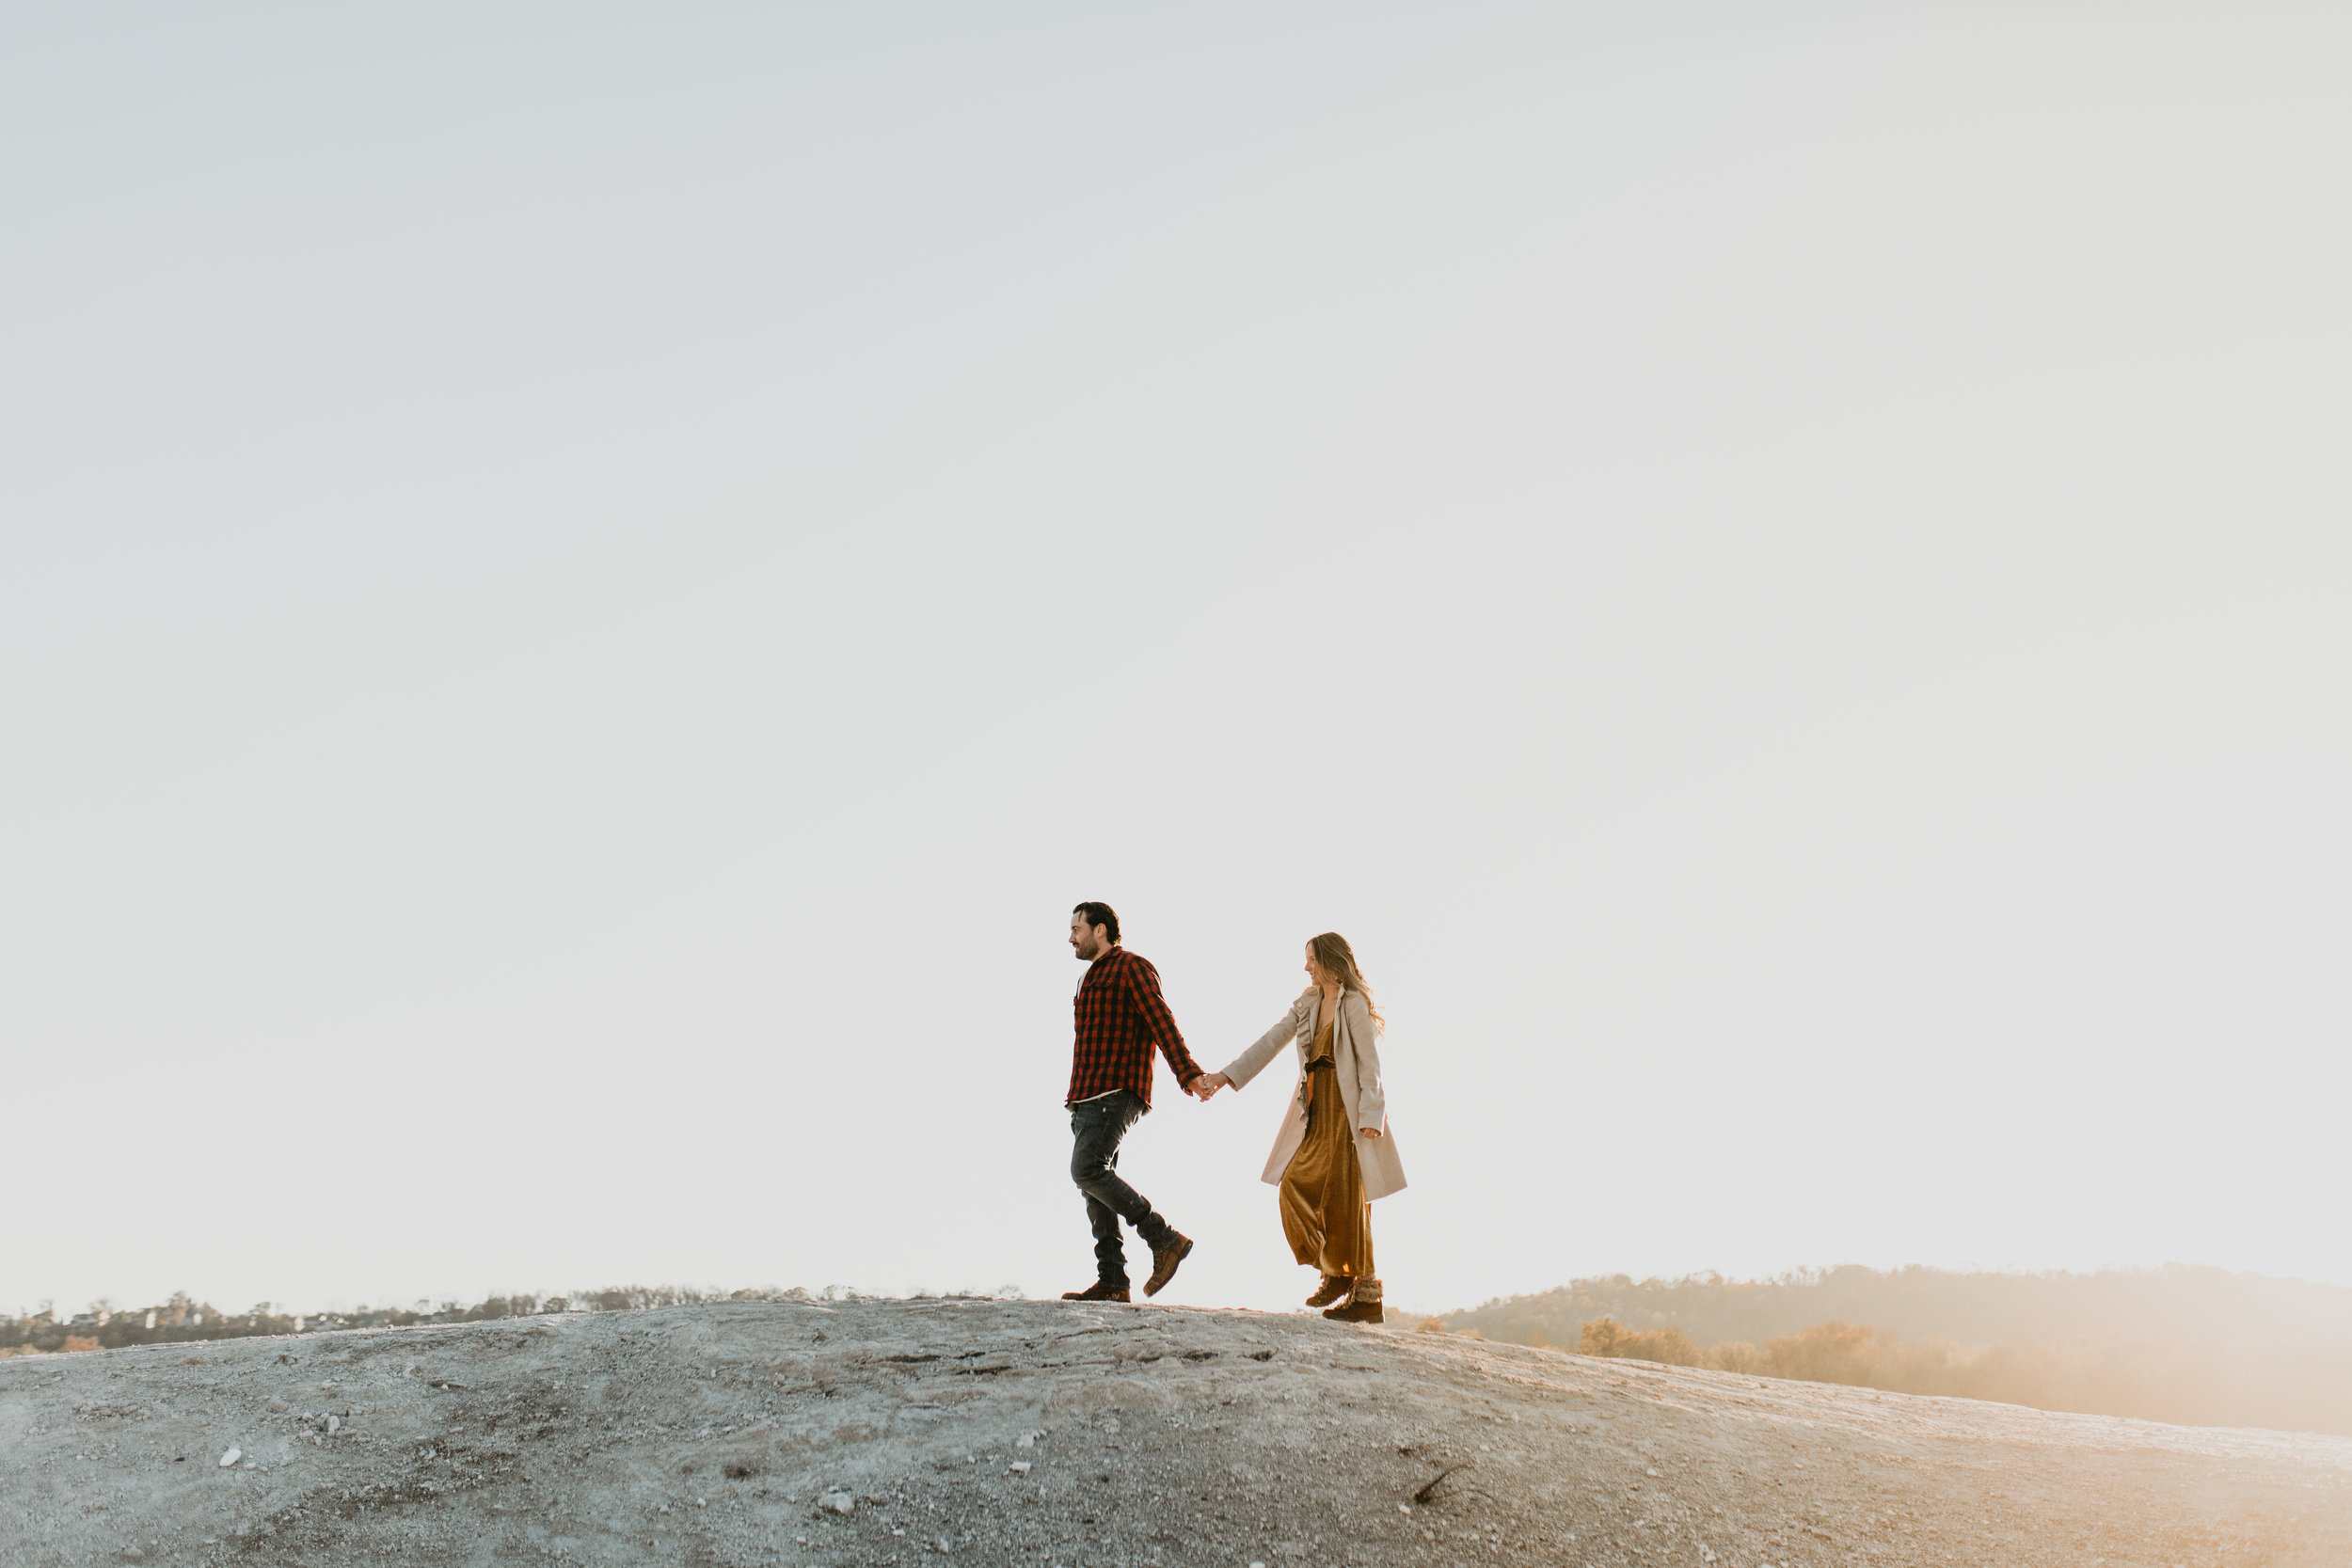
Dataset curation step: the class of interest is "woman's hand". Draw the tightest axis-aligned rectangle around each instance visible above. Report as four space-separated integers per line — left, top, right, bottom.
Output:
1359 1127 1382 1139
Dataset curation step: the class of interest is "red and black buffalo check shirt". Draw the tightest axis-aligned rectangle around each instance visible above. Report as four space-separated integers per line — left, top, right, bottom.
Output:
1066 945 1206 1108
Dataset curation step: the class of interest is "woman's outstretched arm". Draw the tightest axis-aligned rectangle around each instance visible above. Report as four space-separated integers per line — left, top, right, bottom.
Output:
1204 999 1306 1095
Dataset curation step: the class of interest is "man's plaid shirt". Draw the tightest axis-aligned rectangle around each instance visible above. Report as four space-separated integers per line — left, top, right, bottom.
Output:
1067 945 1206 1108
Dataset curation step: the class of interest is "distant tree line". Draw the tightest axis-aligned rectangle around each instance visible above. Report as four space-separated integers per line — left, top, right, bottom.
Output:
0 1284 957 1358
1437 1264 2352 1437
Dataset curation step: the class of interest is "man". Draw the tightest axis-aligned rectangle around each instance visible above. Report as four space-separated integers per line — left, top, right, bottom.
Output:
1061 901 1209 1304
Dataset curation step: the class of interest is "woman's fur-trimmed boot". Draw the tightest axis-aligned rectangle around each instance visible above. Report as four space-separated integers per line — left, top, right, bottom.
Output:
1305 1275 1351 1308
1322 1276 1383 1324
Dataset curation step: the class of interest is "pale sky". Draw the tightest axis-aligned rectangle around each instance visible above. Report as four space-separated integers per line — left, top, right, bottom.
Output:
6 2 2347 1320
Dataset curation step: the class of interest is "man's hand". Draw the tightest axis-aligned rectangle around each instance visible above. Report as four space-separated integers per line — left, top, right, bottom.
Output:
1192 1072 1232 1101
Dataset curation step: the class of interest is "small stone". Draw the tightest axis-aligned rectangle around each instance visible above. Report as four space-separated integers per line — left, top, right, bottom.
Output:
217 1448 241 1467
327 1416 341 1434
266 1399 287 1413
824 1494 854 1515
1009 1462 1031 1474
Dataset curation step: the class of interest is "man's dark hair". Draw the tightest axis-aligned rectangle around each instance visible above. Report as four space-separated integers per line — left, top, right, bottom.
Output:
1073 902 1120 944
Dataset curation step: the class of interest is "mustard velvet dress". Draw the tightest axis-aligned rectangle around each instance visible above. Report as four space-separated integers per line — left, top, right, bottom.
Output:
1278 1012 1375 1278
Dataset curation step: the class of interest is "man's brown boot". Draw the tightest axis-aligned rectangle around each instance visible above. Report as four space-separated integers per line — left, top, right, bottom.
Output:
1060 1282 1131 1303
1322 1276 1384 1324
1143 1233 1194 1297
1304 1275 1350 1308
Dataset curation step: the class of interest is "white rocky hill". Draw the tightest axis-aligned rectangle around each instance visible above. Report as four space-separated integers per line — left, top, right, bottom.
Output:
6 1297 2349 1566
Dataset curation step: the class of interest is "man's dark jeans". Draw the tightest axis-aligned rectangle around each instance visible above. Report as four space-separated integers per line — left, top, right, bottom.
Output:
1070 1090 1178 1290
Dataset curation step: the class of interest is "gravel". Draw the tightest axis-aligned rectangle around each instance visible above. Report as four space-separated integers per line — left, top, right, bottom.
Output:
4 1296 2349 1565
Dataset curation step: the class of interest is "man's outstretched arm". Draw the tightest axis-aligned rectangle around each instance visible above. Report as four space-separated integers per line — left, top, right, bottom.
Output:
1126 960 1209 1094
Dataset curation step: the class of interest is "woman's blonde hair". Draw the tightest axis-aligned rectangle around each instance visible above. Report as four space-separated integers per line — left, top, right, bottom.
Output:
1309 931 1384 1033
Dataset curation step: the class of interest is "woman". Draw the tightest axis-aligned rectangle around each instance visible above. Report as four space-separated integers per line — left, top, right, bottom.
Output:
1197 932 1406 1323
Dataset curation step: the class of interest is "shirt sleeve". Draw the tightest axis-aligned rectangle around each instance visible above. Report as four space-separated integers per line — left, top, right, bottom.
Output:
1127 958 1205 1086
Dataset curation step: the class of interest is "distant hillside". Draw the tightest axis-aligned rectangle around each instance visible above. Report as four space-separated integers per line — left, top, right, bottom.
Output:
1438 1265 2352 1436
0 1285 841 1358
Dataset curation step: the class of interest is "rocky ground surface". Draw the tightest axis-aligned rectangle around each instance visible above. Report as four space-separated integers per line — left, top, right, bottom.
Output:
6 1297 2351 1567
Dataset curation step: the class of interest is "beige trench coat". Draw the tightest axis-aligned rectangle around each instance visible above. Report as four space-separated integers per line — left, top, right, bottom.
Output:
1219 987 1407 1201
